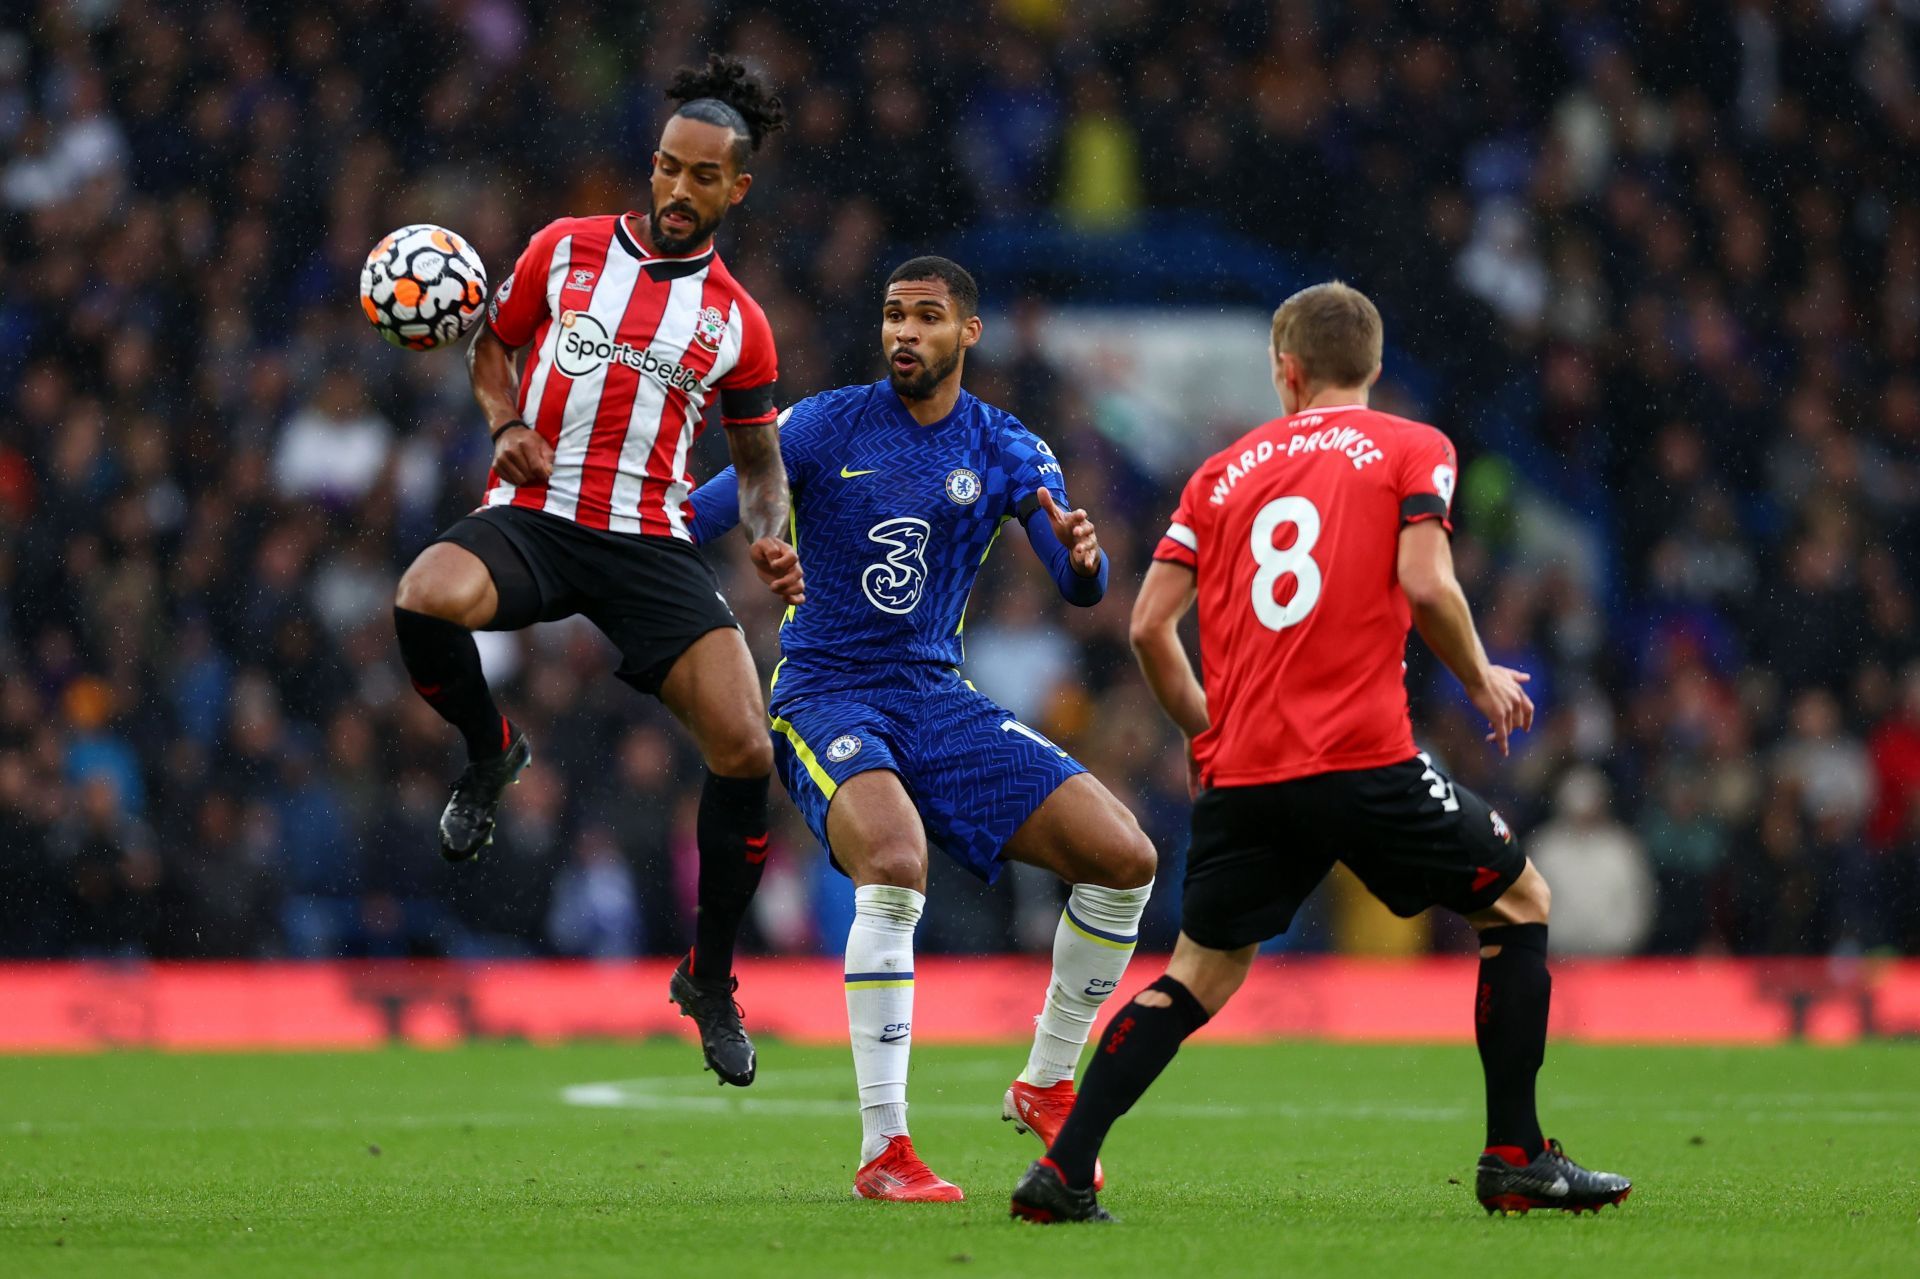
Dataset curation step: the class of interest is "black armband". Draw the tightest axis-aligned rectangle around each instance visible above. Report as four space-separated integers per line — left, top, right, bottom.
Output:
720 383 778 427
1400 493 1449 525
490 419 529 444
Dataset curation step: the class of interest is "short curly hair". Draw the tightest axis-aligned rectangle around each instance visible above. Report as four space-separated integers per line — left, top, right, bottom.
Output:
666 54 787 170
886 256 979 318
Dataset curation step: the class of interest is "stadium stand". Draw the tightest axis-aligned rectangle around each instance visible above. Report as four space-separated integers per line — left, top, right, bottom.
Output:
1 0 1917 960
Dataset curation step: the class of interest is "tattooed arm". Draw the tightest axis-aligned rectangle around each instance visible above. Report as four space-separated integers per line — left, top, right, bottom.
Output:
724 421 804 606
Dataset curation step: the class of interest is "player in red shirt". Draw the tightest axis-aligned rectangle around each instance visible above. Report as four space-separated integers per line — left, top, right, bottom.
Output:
390 56 802 1087
1011 283 1632 1221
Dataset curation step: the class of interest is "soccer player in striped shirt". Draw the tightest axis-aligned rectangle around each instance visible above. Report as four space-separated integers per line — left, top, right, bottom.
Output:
391 56 803 1087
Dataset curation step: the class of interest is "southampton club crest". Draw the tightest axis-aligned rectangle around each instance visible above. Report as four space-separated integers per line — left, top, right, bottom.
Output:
692 304 728 352
945 468 983 505
827 734 863 763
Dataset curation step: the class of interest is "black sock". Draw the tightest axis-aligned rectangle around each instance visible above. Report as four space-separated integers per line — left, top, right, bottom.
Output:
1476 922 1550 1160
1047 975 1210 1189
689 771 771 981
393 607 509 762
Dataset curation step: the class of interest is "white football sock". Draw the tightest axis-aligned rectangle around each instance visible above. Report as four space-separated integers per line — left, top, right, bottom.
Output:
1021 880 1153 1087
846 883 924 1164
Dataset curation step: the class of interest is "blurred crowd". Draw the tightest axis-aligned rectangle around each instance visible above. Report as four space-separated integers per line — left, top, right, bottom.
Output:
3 0 1918 962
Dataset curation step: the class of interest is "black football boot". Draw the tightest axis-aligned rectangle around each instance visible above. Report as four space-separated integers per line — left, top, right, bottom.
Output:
1477 1139 1633 1215
668 955 757 1086
437 725 532 862
1009 1159 1115 1224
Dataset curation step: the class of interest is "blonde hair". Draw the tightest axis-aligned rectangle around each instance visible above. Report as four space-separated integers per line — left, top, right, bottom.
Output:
1270 281 1383 389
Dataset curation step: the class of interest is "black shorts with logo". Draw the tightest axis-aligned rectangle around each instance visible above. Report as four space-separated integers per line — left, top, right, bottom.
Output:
432 505 739 696
1181 753 1525 951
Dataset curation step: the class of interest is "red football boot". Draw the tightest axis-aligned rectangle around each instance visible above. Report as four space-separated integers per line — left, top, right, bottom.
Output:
1002 1079 1104 1191
852 1135 965 1202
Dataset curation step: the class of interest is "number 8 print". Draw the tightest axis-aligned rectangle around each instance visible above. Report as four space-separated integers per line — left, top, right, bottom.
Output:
1249 496 1323 631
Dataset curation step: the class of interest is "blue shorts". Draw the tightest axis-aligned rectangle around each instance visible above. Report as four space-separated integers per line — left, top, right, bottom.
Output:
769 668 1087 884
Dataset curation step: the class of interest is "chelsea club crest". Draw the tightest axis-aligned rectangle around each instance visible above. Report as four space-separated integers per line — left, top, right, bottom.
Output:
945 468 983 505
827 734 863 763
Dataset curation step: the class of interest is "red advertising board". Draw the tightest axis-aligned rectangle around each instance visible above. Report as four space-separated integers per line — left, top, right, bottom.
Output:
2 957 1916 1052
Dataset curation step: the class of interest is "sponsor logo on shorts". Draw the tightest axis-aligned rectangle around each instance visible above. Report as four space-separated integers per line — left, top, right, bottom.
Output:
827 734 863 763
945 468 983 505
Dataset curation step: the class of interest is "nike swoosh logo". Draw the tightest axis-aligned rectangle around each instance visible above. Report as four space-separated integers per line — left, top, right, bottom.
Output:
878 1032 910 1043
841 466 878 478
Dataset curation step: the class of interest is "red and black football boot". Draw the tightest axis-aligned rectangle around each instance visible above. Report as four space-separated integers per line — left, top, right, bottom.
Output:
1477 1138 1633 1215
1009 1158 1114 1224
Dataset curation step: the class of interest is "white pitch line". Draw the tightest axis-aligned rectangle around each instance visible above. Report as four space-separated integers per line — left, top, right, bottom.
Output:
2 1111 550 1136
557 1077 1920 1127
556 1078 1468 1123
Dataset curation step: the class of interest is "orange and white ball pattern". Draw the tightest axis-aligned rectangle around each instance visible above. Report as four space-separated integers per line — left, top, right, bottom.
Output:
359 224 488 351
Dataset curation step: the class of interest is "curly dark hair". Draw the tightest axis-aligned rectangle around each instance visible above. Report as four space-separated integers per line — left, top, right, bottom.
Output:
665 54 786 167
887 256 980 318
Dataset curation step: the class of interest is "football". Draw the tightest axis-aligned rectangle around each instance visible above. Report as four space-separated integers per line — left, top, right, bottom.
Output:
359 224 489 351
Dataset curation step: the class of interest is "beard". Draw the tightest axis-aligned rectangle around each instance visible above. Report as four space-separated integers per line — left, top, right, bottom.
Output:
888 345 962 400
647 197 722 256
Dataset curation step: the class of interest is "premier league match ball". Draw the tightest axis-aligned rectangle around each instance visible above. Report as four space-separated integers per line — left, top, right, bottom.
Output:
359 224 489 351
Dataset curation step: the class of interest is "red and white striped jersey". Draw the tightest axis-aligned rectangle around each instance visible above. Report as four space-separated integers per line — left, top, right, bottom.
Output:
482 212 779 538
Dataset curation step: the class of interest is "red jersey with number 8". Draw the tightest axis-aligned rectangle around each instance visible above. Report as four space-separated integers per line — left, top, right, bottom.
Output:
1153 404 1457 788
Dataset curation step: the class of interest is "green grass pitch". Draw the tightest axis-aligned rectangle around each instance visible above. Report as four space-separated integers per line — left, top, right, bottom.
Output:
2 1040 1914 1277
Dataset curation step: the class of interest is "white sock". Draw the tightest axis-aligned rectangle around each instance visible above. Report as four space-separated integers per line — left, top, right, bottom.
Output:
1022 881 1153 1087
846 883 923 1163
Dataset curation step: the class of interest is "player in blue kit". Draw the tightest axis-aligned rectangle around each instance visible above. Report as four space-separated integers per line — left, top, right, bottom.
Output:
689 257 1157 1202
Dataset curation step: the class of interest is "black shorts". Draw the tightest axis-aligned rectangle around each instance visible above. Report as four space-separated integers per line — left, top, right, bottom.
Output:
1181 753 1525 951
432 505 738 696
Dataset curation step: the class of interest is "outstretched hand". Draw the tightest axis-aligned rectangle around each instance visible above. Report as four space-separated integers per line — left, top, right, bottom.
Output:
1469 665 1535 757
749 537 805 606
1037 488 1101 577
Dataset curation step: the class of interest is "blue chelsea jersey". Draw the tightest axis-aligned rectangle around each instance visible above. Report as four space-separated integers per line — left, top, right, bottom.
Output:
687 380 1103 704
